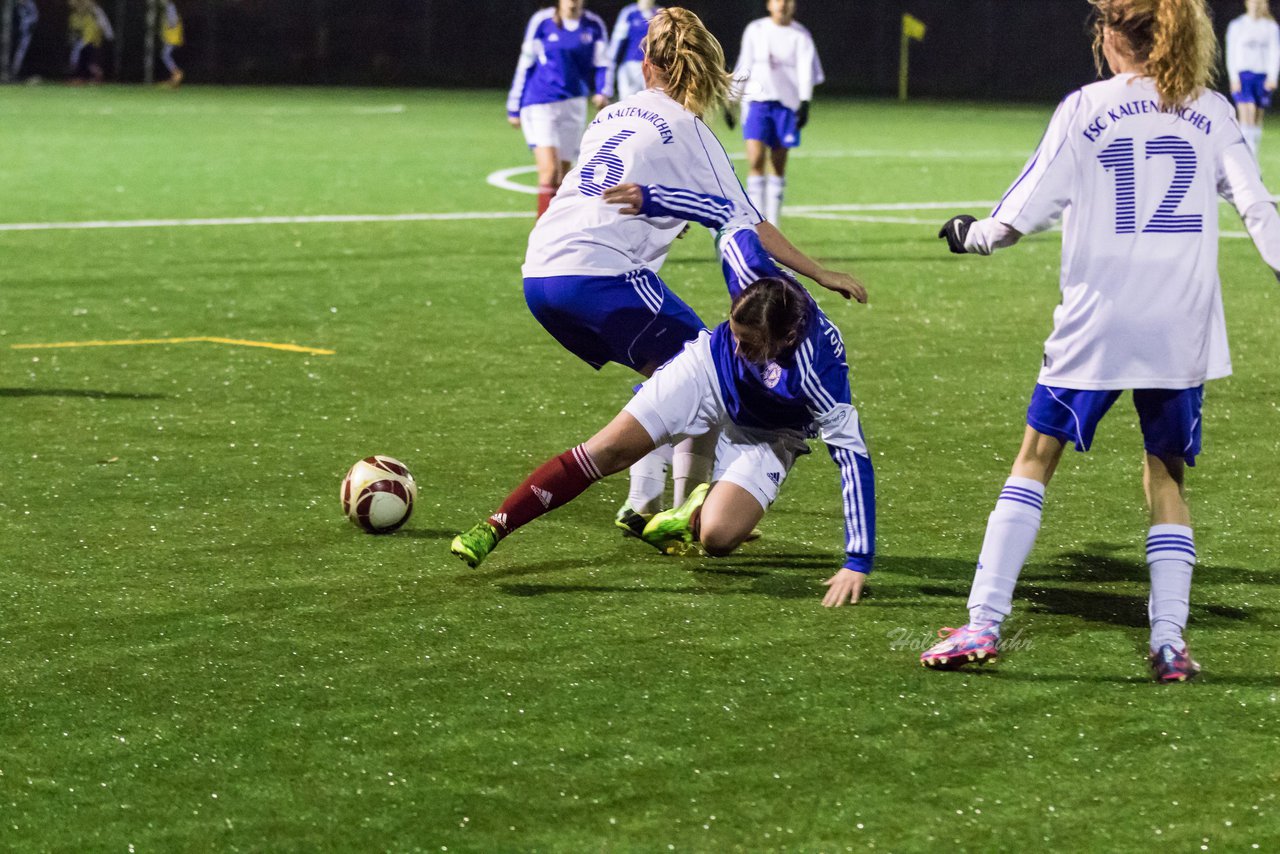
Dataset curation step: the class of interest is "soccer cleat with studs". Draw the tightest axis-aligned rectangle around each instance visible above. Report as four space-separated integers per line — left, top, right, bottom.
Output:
920 621 1001 670
614 504 650 539
1149 643 1201 683
640 482 709 556
450 521 499 568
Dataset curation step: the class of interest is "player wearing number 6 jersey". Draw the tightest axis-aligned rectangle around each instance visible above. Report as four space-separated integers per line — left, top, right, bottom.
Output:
927 0 1280 682
455 190 875 608
522 7 865 533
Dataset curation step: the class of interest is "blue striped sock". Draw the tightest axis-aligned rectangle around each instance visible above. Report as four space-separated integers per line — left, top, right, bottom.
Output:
1147 524 1195 651
968 477 1046 626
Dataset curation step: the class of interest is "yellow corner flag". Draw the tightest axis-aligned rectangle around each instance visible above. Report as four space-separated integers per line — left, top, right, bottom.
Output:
903 13 927 42
899 13 927 101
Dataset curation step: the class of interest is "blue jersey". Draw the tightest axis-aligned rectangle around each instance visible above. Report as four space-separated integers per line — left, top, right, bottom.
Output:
17 0 38 31
635 184 874 573
610 4 657 65
508 9 610 116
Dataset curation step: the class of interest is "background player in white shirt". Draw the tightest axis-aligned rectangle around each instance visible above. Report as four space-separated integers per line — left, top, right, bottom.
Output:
1226 0 1280 155
730 0 823 225
520 7 864 538
606 0 659 100
924 0 1280 682
508 1 611 218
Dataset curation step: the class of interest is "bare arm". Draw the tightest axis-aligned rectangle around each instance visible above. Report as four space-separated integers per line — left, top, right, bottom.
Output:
756 221 867 303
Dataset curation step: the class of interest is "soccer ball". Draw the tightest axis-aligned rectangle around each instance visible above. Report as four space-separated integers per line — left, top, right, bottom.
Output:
341 455 417 534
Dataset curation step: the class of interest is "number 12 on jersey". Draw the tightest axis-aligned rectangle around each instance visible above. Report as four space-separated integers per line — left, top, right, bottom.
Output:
1097 135 1202 235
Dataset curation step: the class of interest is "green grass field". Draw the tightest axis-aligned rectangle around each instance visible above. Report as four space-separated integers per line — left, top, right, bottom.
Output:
2 86 1278 851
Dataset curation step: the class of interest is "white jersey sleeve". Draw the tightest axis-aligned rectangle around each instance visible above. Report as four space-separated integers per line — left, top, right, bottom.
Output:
507 12 546 116
1267 20 1280 84
989 90 1084 235
794 23 820 101
91 3 114 40
1227 18 1246 81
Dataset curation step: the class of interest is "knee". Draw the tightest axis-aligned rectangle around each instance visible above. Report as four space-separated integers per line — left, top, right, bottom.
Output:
699 527 741 558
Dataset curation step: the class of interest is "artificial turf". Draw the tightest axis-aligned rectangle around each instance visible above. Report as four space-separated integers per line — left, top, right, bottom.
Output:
1 85 1277 850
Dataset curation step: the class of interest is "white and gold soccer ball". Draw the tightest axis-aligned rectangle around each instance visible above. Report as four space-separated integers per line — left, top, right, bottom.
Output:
340 455 417 534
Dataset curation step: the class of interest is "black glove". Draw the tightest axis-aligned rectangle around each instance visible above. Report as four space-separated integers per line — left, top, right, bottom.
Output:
797 100 810 129
725 108 737 131
938 215 976 254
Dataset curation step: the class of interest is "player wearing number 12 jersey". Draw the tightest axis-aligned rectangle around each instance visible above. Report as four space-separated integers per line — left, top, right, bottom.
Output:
927 0 1280 682
522 7 866 529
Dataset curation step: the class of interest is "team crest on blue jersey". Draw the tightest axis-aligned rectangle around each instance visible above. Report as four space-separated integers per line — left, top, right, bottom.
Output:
763 362 782 388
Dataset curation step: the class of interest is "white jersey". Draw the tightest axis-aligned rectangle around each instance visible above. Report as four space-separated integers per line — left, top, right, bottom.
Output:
732 18 824 111
1226 14 1280 82
523 88 763 278
988 74 1274 390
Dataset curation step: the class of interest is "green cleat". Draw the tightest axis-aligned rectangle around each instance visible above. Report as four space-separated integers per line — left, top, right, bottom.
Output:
450 521 499 568
614 503 651 538
641 482 709 555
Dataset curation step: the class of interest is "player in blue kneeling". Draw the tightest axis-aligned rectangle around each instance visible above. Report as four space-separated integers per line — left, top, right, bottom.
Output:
453 185 875 608
925 0 1280 681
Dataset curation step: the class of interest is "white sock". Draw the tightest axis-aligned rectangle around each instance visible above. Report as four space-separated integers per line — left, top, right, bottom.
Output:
673 432 717 506
765 174 785 224
1147 524 1195 652
1246 124 1263 155
627 445 672 516
967 477 1045 628
747 175 766 218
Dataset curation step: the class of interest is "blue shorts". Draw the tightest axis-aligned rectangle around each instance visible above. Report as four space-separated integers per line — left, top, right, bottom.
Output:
743 101 801 149
523 270 705 372
1234 71 1273 109
1026 384 1205 466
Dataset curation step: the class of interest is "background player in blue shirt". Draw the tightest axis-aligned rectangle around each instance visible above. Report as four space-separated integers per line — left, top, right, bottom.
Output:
606 0 659 100
12 0 38 81
453 187 876 608
507 1 611 218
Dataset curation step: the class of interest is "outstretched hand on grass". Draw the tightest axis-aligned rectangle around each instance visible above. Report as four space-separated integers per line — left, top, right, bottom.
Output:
822 568 865 607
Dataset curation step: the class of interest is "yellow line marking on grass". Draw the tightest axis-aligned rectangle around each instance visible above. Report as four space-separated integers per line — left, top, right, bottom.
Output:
11 337 334 355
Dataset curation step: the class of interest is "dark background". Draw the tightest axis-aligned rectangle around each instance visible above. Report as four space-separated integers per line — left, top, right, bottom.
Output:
11 0 1253 100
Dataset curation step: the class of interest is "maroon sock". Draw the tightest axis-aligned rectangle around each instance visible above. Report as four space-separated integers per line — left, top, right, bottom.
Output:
536 185 554 218
488 444 604 538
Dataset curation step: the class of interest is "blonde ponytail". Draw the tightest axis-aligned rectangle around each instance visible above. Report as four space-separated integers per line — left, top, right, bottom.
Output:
644 8 733 118
1091 0 1218 107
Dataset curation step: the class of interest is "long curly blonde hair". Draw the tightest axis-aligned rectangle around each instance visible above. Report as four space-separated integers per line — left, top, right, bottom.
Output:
1090 0 1218 106
643 7 733 118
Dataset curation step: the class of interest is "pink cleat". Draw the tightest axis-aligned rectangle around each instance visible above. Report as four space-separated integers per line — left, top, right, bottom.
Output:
1149 643 1201 683
921 622 1001 670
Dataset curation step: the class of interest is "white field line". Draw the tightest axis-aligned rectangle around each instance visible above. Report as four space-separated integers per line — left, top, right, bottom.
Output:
791 213 953 226
735 149 1024 161
0 211 532 232
78 104 409 117
789 201 997 212
487 164 541 195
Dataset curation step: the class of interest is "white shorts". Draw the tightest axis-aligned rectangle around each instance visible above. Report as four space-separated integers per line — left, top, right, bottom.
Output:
615 62 645 100
520 98 588 161
623 333 808 510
